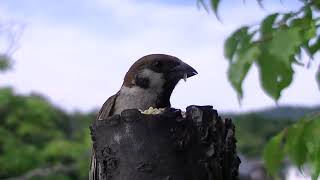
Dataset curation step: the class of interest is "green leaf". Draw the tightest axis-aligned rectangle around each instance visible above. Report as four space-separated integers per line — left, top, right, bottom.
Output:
288 15 316 61
228 46 260 98
257 53 293 100
309 37 320 56
302 116 320 180
263 131 285 176
256 26 303 100
224 27 249 61
304 5 312 19
311 145 320 180
268 27 302 66
261 13 278 36
224 36 237 61
264 115 320 180
284 120 308 168
225 27 260 99
264 115 320 179
291 18 316 43
312 167 320 180
210 0 220 19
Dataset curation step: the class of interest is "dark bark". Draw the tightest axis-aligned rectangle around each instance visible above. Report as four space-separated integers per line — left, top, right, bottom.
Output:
90 105 240 180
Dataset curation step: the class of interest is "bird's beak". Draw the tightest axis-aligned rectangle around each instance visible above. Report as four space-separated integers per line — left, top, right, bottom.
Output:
170 62 198 81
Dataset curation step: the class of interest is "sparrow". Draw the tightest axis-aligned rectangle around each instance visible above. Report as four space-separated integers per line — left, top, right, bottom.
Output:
89 54 197 180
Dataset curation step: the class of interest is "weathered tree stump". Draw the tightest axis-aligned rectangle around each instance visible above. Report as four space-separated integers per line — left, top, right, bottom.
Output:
90 105 240 180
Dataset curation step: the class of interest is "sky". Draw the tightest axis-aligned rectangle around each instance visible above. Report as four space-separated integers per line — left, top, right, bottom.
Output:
0 0 319 113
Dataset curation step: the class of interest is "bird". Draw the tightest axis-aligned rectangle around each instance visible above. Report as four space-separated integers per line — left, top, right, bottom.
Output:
89 54 197 180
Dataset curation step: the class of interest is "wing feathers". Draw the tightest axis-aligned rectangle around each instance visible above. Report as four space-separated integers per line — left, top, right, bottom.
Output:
97 93 118 120
90 93 118 180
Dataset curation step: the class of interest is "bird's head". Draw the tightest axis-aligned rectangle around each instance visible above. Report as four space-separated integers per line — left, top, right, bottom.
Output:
122 54 197 107
123 54 197 89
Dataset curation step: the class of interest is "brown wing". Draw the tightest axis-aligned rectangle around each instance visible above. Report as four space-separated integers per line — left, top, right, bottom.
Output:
90 92 118 180
96 93 118 121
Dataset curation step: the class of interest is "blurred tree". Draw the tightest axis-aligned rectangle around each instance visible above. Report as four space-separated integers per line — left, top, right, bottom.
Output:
0 54 11 72
198 0 320 179
233 114 293 157
0 87 93 179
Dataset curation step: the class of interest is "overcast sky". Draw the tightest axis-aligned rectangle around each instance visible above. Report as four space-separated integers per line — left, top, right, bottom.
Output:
0 0 319 113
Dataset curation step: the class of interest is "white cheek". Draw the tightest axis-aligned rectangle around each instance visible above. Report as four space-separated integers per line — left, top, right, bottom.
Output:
140 69 165 89
113 69 165 114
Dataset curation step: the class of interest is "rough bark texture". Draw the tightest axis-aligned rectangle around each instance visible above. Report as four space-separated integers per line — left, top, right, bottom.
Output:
90 105 240 180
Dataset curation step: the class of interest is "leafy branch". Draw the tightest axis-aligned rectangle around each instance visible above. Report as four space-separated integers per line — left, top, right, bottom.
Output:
199 0 320 101
264 113 320 180
198 0 320 179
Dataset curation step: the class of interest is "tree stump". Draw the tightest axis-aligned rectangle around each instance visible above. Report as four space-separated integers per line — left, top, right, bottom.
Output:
90 105 240 180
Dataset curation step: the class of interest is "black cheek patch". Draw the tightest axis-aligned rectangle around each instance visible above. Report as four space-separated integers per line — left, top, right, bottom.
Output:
135 76 150 89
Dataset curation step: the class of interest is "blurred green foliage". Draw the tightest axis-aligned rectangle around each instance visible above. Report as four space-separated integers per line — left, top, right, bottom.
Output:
199 0 320 101
198 0 320 179
0 87 94 179
264 114 320 180
0 54 12 72
224 3 320 101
